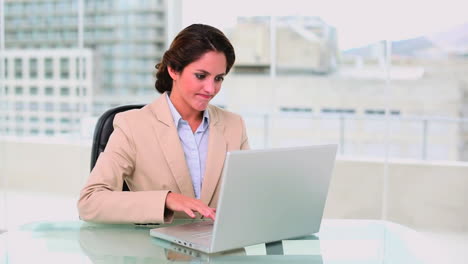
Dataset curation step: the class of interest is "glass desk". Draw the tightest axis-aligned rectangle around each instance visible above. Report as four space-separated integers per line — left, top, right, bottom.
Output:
0 219 443 263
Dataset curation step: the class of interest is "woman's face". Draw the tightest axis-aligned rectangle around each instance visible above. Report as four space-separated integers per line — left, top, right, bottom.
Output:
169 51 227 115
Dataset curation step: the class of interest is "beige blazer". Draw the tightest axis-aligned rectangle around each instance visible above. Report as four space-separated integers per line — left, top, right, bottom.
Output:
78 93 249 224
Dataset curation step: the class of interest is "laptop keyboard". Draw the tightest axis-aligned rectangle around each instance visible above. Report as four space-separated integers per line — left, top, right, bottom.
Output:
189 221 214 238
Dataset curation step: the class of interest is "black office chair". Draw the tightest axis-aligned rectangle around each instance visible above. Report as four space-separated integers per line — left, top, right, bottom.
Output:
90 104 145 191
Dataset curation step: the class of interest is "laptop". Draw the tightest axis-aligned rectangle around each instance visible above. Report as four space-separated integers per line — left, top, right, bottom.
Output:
150 144 337 254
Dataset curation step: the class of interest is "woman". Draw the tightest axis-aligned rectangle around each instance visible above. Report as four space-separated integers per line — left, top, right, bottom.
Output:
78 24 249 224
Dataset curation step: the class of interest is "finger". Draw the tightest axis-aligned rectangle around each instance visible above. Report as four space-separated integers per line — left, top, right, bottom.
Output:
205 209 216 220
207 208 216 217
189 201 211 213
195 207 212 218
184 208 196 218
208 211 216 221
188 200 214 218
205 207 216 217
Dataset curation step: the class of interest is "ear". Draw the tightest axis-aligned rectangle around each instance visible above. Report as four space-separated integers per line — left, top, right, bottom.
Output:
167 66 179 81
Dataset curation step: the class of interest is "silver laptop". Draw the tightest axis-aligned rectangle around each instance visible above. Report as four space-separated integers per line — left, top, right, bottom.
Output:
150 144 337 254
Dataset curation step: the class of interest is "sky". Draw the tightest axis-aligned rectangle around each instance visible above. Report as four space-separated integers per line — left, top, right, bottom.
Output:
182 0 468 49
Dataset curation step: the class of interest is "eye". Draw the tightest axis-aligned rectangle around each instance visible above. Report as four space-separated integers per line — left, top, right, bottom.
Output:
215 76 224 82
195 73 206 80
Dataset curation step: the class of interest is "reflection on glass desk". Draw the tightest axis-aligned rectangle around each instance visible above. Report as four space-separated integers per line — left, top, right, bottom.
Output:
0 219 439 263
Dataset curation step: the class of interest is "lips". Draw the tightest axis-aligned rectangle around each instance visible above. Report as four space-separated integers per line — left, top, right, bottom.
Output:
196 94 212 100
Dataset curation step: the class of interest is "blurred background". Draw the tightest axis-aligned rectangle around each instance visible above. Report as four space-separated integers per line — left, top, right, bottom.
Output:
0 0 467 253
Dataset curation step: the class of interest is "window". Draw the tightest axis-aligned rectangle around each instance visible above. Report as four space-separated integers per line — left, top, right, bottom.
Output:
15 86 23 95
75 57 87 78
0 101 8 111
60 103 71 112
60 87 70 96
15 128 25 135
45 117 54 124
29 116 39 123
29 86 39 95
44 58 53 79
15 115 24 122
364 109 400 116
14 58 23 79
156 42 164 50
45 102 54 112
60 118 71 124
82 58 87 78
29 58 38 78
15 102 24 111
156 27 164 36
321 108 356 115
365 109 386 115
280 107 313 113
60 58 69 79
45 87 54 96
29 102 39 111
103 86 114 94
76 58 80 78
3 58 8 78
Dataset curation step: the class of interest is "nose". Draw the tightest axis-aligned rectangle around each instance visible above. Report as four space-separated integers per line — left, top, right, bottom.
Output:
204 80 217 95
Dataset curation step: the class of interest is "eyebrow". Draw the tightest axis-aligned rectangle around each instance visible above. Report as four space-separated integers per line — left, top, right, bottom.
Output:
195 69 226 76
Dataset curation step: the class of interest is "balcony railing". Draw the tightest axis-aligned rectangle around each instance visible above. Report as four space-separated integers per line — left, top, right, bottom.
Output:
242 113 468 161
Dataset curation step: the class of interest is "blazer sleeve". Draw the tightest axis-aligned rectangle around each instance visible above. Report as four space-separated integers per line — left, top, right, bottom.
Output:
77 114 174 224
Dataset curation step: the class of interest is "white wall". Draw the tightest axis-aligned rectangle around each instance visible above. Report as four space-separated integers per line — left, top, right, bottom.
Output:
324 158 468 233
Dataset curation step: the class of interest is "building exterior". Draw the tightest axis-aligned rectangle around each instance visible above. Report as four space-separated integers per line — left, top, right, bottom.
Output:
0 49 93 138
2 0 170 115
1 0 177 138
228 16 338 74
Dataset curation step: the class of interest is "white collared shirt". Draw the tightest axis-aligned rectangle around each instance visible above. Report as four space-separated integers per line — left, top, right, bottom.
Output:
166 93 210 199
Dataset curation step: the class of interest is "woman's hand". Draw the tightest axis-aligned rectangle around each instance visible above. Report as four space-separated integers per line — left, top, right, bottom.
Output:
165 192 216 221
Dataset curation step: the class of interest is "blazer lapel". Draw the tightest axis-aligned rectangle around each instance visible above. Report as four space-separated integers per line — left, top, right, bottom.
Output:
149 93 195 198
201 106 227 205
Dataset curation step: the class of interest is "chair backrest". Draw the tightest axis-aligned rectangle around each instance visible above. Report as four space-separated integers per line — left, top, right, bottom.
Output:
90 104 145 191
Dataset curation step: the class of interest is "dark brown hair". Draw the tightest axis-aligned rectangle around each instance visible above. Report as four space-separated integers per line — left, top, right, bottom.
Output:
155 24 235 93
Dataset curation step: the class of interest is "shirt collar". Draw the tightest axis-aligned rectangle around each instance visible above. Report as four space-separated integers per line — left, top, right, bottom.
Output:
165 93 210 130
